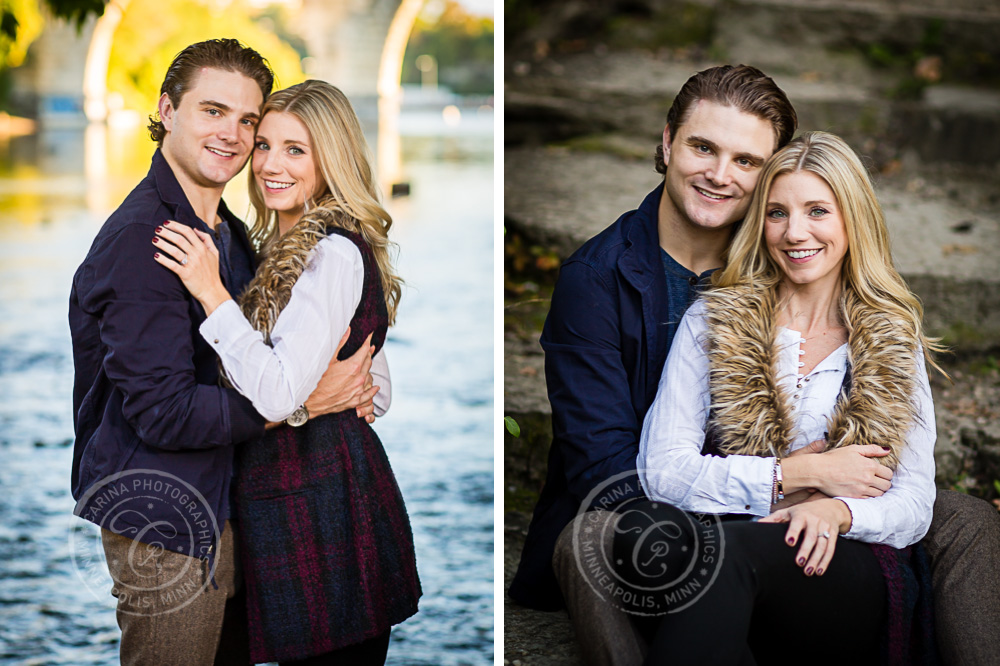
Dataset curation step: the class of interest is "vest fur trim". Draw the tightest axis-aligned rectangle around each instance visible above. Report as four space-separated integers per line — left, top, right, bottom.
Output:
238 207 349 344
701 285 922 469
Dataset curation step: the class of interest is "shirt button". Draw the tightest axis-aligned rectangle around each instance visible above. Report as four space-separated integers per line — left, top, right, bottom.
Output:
745 504 751 510
805 377 811 382
213 339 219 344
688 277 698 286
794 394 800 399
798 362 805 367
796 383 802 389
799 349 805 355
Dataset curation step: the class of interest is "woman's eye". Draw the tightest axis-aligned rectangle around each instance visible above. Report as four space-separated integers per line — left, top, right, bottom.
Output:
289 146 304 155
767 209 786 219
255 142 269 151
810 207 829 217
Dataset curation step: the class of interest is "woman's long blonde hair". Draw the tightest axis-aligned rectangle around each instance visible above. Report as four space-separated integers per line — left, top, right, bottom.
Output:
247 79 402 324
714 131 944 366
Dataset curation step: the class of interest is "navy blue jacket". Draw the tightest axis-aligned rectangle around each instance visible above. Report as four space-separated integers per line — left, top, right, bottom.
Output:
69 150 265 558
510 185 695 610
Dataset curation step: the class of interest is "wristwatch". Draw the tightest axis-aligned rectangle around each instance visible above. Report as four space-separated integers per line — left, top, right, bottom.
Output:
286 405 309 427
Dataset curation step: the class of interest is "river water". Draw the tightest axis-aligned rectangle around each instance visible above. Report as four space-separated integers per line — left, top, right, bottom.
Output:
0 114 493 664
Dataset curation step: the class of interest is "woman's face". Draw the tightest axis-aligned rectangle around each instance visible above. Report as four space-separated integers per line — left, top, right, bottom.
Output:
764 171 849 290
252 111 323 225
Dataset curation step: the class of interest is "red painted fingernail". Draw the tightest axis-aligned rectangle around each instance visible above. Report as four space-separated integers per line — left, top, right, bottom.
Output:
788 538 795 545
817 568 824 575
155 226 162 233
154 253 160 258
797 557 805 565
152 237 159 243
163 220 170 225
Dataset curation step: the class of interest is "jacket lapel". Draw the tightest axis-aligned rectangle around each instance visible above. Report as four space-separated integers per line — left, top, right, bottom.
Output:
618 185 671 404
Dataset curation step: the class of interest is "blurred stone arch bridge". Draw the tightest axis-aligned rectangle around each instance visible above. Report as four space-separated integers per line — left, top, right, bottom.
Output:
13 0 426 184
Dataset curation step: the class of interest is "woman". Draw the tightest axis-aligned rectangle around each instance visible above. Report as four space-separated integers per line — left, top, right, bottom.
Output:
153 80 420 665
620 132 941 665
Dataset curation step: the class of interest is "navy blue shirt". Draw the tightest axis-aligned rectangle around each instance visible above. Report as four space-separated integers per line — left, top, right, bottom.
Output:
660 248 713 353
69 149 264 558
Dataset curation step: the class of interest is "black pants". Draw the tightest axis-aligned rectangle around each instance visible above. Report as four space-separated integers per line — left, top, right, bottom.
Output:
280 631 391 666
613 501 886 666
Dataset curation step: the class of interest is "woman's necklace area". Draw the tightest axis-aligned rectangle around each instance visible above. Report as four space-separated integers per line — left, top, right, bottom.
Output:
803 327 847 344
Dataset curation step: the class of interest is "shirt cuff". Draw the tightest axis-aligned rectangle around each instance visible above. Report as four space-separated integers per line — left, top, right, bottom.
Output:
199 299 247 352
729 455 776 516
836 497 879 541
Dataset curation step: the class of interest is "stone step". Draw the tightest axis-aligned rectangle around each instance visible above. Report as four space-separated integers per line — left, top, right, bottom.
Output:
717 0 1000 72
506 51 1000 167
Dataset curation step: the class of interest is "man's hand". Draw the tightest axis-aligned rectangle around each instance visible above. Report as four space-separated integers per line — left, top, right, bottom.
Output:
303 329 379 423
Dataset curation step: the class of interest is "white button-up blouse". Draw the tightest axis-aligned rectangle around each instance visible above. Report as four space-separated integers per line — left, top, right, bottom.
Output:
199 233 391 423
638 299 936 548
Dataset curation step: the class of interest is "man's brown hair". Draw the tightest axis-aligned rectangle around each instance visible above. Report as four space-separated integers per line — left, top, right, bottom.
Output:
654 64 797 174
147 38 275 145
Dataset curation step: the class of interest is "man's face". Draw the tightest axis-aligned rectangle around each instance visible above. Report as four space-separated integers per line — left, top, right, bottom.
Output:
159 67 263 193
661 100 777 232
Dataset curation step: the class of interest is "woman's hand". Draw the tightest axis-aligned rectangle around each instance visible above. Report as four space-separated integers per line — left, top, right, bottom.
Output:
781 444 894 499
760 497 853 576
153 221 232 315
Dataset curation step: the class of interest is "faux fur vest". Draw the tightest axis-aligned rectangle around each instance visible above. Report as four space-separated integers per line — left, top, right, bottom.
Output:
700 284 923 469
238 207 350 344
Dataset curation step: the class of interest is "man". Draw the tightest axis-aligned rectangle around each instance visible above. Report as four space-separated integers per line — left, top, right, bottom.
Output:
70 39 381 665
508 64 1000 665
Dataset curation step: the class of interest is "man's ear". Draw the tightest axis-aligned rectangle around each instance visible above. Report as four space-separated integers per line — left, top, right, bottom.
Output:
662 124 673 166
158 93 175 132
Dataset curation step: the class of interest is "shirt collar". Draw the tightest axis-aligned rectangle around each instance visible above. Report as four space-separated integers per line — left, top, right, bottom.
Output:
777 326 849 374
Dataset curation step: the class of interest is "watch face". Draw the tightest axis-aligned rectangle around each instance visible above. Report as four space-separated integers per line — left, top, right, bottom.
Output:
286 406 309 427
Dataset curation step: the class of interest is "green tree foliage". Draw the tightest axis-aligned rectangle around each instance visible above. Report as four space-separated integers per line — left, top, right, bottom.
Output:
402 0 493 95
44 0 106 28
0 0 106 69
107 0 305 116
0 0 43 67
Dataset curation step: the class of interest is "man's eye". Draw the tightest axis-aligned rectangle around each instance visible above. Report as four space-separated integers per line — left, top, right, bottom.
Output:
696 145 711 153
207 108 220 116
